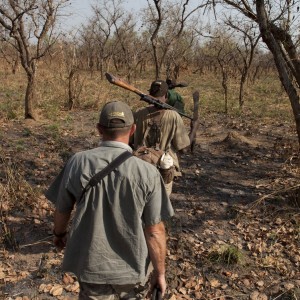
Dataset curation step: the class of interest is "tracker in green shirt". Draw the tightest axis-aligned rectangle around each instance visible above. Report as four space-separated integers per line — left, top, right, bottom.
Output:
167 89 185 113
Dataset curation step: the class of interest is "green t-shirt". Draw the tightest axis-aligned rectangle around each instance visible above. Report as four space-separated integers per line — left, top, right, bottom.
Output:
167 89 185 113
45 141 174 285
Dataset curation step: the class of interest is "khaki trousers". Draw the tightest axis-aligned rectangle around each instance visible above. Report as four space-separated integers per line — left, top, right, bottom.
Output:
164 181 173 196
78 282 148 300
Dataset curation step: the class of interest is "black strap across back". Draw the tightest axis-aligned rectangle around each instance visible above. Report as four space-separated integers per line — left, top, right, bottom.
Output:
79 151 132 203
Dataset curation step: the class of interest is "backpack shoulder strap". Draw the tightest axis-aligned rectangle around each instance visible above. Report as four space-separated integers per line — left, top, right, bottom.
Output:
142 108 166 147
79 151 132 203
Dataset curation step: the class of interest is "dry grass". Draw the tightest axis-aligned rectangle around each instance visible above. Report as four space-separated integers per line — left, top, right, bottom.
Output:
208 244 244 265
1 60 299 299
0 149 38 251
0 149 37 208
0 59 293 125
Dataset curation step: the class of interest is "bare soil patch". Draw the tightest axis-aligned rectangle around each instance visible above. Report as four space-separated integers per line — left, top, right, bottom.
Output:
1 110 299 300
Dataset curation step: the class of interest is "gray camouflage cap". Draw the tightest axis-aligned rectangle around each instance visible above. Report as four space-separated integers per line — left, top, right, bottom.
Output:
99 101 134 128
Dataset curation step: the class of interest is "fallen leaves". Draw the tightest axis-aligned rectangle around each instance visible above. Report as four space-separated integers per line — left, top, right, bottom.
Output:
64 281 80 293
0 260 29 283
209 278 221 288
50 285 63 296
39 283 63 296
38 273 79 297
1 112 300 299
165 198 300 299
250 291 268 300
62 272 75 285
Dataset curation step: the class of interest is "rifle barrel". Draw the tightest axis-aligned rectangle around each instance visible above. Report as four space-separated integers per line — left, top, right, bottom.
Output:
105 72 193 120
141 95 193 120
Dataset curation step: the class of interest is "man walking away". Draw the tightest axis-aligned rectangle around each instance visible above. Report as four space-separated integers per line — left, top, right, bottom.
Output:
133 80 190 195
46 101 174 299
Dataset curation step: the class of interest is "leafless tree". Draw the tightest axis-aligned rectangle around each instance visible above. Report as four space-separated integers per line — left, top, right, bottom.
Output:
203 31 236 113
77 24 96 72
59 36 84 110
218 0 300 144
134 31 152 75
88 0 123 78
0 41 19 74
225 19 261 108
249 51 276 83
112 13 138 82
145 0 208 79
80 0 145 81
217 47 234 114
165 27 199 80
0 0 69 119
192 45 218 75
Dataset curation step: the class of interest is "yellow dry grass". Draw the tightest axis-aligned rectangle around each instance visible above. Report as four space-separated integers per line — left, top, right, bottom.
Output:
0 59 294 125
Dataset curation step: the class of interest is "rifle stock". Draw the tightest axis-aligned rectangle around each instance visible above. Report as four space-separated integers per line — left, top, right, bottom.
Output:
105 73 144 97
105 73 193 120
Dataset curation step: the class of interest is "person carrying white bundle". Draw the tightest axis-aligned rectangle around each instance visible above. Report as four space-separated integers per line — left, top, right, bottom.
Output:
159 152 174 170
133 80 190 196
158 152 175 193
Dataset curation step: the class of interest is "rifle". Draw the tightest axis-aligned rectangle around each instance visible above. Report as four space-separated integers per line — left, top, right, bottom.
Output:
105 73 193 120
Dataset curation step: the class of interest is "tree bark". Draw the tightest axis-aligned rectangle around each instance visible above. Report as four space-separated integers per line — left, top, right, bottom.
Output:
150 0 162 79
68 69 75 110
256 0 300 145
24 65 37 120
221 67 228 114
239 72 246 108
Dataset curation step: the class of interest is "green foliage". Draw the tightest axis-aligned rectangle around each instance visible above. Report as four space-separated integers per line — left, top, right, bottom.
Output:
0 101 18 120
46 124 60 139
22 127 32 137
15 140 25 152
64 114 74 124
208 244 244 265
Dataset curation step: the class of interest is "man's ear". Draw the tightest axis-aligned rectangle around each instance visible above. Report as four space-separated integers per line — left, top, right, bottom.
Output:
129 124 136 136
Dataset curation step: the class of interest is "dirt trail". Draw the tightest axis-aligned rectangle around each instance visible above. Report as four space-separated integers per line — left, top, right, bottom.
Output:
1 111 299 299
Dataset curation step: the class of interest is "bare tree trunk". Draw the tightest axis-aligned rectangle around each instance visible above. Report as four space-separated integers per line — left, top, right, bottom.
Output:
222 71 228 114
150 0 162 79
100 60 104 80
25 67 37 120
68 69 75 110
256 0 300 145
153 45 160 79
12 57 19 74
219 65 229 114
0 0 66 121
251 65 261 83
217 51 230 114
239 73 246 108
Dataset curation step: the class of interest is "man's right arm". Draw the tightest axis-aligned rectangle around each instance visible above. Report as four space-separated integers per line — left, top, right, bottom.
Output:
53 209 72 250
144 221 167 296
